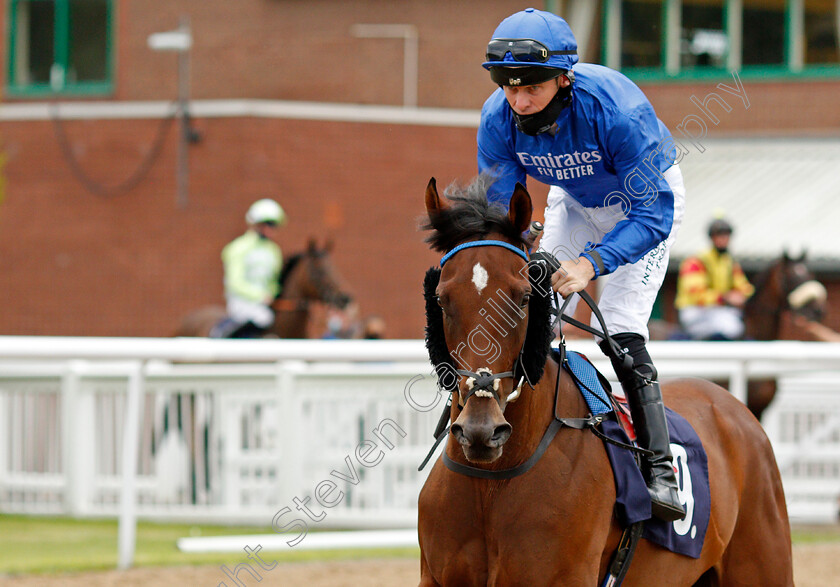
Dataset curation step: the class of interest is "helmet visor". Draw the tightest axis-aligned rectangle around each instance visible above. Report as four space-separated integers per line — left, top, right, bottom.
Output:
486 38 576 64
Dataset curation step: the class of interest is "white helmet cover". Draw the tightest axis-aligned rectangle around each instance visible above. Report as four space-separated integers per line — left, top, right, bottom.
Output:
246 199 285 225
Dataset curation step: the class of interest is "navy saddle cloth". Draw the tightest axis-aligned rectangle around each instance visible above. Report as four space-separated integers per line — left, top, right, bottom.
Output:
562 349 710 559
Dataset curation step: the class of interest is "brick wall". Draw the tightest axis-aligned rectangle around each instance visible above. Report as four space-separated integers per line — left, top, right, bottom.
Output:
6 0 840 126
2 0 839 339
0 114 497 338
96 0 517 108
3 111 837 339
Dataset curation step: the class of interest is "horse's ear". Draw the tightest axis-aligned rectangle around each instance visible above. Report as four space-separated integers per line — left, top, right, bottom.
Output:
425 177 450 216
782 249 791 263
797 249 807 263
508 182 533 235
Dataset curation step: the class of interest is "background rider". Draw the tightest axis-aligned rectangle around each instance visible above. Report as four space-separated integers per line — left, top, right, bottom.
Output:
675 217 754 341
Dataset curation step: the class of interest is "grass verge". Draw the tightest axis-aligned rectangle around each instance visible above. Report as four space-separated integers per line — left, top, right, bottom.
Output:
2 515 838 576
0 515 418 576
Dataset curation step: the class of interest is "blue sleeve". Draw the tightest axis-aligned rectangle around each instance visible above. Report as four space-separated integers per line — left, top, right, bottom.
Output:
590 107 675 274
477 102 527 208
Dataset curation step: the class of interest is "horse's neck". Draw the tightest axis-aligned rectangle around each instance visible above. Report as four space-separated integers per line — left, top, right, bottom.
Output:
273 304 309 338
273 261 312 339
744 283 783 341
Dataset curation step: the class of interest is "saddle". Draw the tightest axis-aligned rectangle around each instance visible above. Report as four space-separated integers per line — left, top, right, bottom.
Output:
562 349 710 560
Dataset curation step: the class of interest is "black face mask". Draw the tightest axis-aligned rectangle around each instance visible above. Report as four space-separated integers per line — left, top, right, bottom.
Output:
512 84 573 136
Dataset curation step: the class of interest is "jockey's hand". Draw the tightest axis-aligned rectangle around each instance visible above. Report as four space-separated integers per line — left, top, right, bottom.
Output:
722 290 747 308
550 258 595 298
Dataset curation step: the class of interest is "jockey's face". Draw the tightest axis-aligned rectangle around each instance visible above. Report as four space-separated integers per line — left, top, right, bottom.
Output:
502 75 570 116
255 221 279 239
711 232 731 252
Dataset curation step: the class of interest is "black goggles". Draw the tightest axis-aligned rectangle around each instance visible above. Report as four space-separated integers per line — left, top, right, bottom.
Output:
486 38 576 63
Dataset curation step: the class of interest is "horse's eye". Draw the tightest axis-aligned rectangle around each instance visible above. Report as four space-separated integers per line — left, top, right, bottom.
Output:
436 296 445 309
519 293 531 308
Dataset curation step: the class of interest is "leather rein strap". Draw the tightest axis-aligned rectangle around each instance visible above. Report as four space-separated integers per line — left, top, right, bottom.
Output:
441 412 607 480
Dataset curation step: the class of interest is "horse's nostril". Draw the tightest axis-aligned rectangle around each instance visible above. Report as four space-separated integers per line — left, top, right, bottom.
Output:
451 424 466 445
491 424 512 445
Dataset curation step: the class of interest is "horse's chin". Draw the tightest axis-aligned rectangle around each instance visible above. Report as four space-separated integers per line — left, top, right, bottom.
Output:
462 445 503 464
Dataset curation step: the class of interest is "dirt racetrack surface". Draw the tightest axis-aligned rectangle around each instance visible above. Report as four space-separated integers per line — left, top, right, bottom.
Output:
2 544 838 586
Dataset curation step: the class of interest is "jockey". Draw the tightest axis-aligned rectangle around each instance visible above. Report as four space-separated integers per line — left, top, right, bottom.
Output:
478 8 686 521
676 218 754 340
214 199 285 338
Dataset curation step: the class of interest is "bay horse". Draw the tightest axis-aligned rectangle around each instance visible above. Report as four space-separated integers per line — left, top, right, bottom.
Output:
175 239 353 339
162 239 352 503
741 251 827 420
417 177 792 586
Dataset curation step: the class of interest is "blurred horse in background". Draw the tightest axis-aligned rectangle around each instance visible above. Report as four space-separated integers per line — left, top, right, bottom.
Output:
743 251 826 340
160 240 353 504
741 252 826 420
175 239 353 339
651 251 827 421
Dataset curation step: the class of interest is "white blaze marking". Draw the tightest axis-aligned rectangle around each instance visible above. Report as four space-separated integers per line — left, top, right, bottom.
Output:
472 263 489 294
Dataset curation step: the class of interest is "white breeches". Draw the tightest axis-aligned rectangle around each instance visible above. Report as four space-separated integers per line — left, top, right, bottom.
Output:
226 296 275 328
679 306 745 340
538 165 686 342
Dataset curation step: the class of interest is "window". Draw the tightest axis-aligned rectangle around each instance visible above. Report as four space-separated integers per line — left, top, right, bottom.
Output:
742 0 785 66
621 1 663 68
603 0 840 79
681 0 726 69
8 0 113 96
805 0 840 65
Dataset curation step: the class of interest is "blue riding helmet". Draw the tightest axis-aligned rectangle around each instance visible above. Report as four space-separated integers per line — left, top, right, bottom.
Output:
482 8 579 73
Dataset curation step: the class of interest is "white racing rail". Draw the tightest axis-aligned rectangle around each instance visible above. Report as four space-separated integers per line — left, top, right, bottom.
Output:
1 337 840 567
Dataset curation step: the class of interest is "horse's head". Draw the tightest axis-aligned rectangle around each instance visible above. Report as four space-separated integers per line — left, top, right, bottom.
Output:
423 176 554 464
281 239 353 309
759 251 826 321
779 251 827 322
746 251 827 340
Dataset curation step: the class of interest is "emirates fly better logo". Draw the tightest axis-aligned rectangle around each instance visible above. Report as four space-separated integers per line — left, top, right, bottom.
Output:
516 149 602 181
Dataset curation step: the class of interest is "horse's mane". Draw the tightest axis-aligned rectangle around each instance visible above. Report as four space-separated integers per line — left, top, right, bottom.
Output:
423 174 528 253
744 255 800 309
280 253 303 289
744 262 772 309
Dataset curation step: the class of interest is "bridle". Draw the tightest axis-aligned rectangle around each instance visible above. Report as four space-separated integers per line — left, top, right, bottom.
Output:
438 239 534 410
425 239 651 583
421 242 647 479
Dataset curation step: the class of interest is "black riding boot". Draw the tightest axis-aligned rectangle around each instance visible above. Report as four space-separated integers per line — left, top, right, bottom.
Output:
601 333 685 522
209 317 241 338
622 370 686 522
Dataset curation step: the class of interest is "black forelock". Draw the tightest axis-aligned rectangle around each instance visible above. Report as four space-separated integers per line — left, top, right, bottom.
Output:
422 174 528 254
